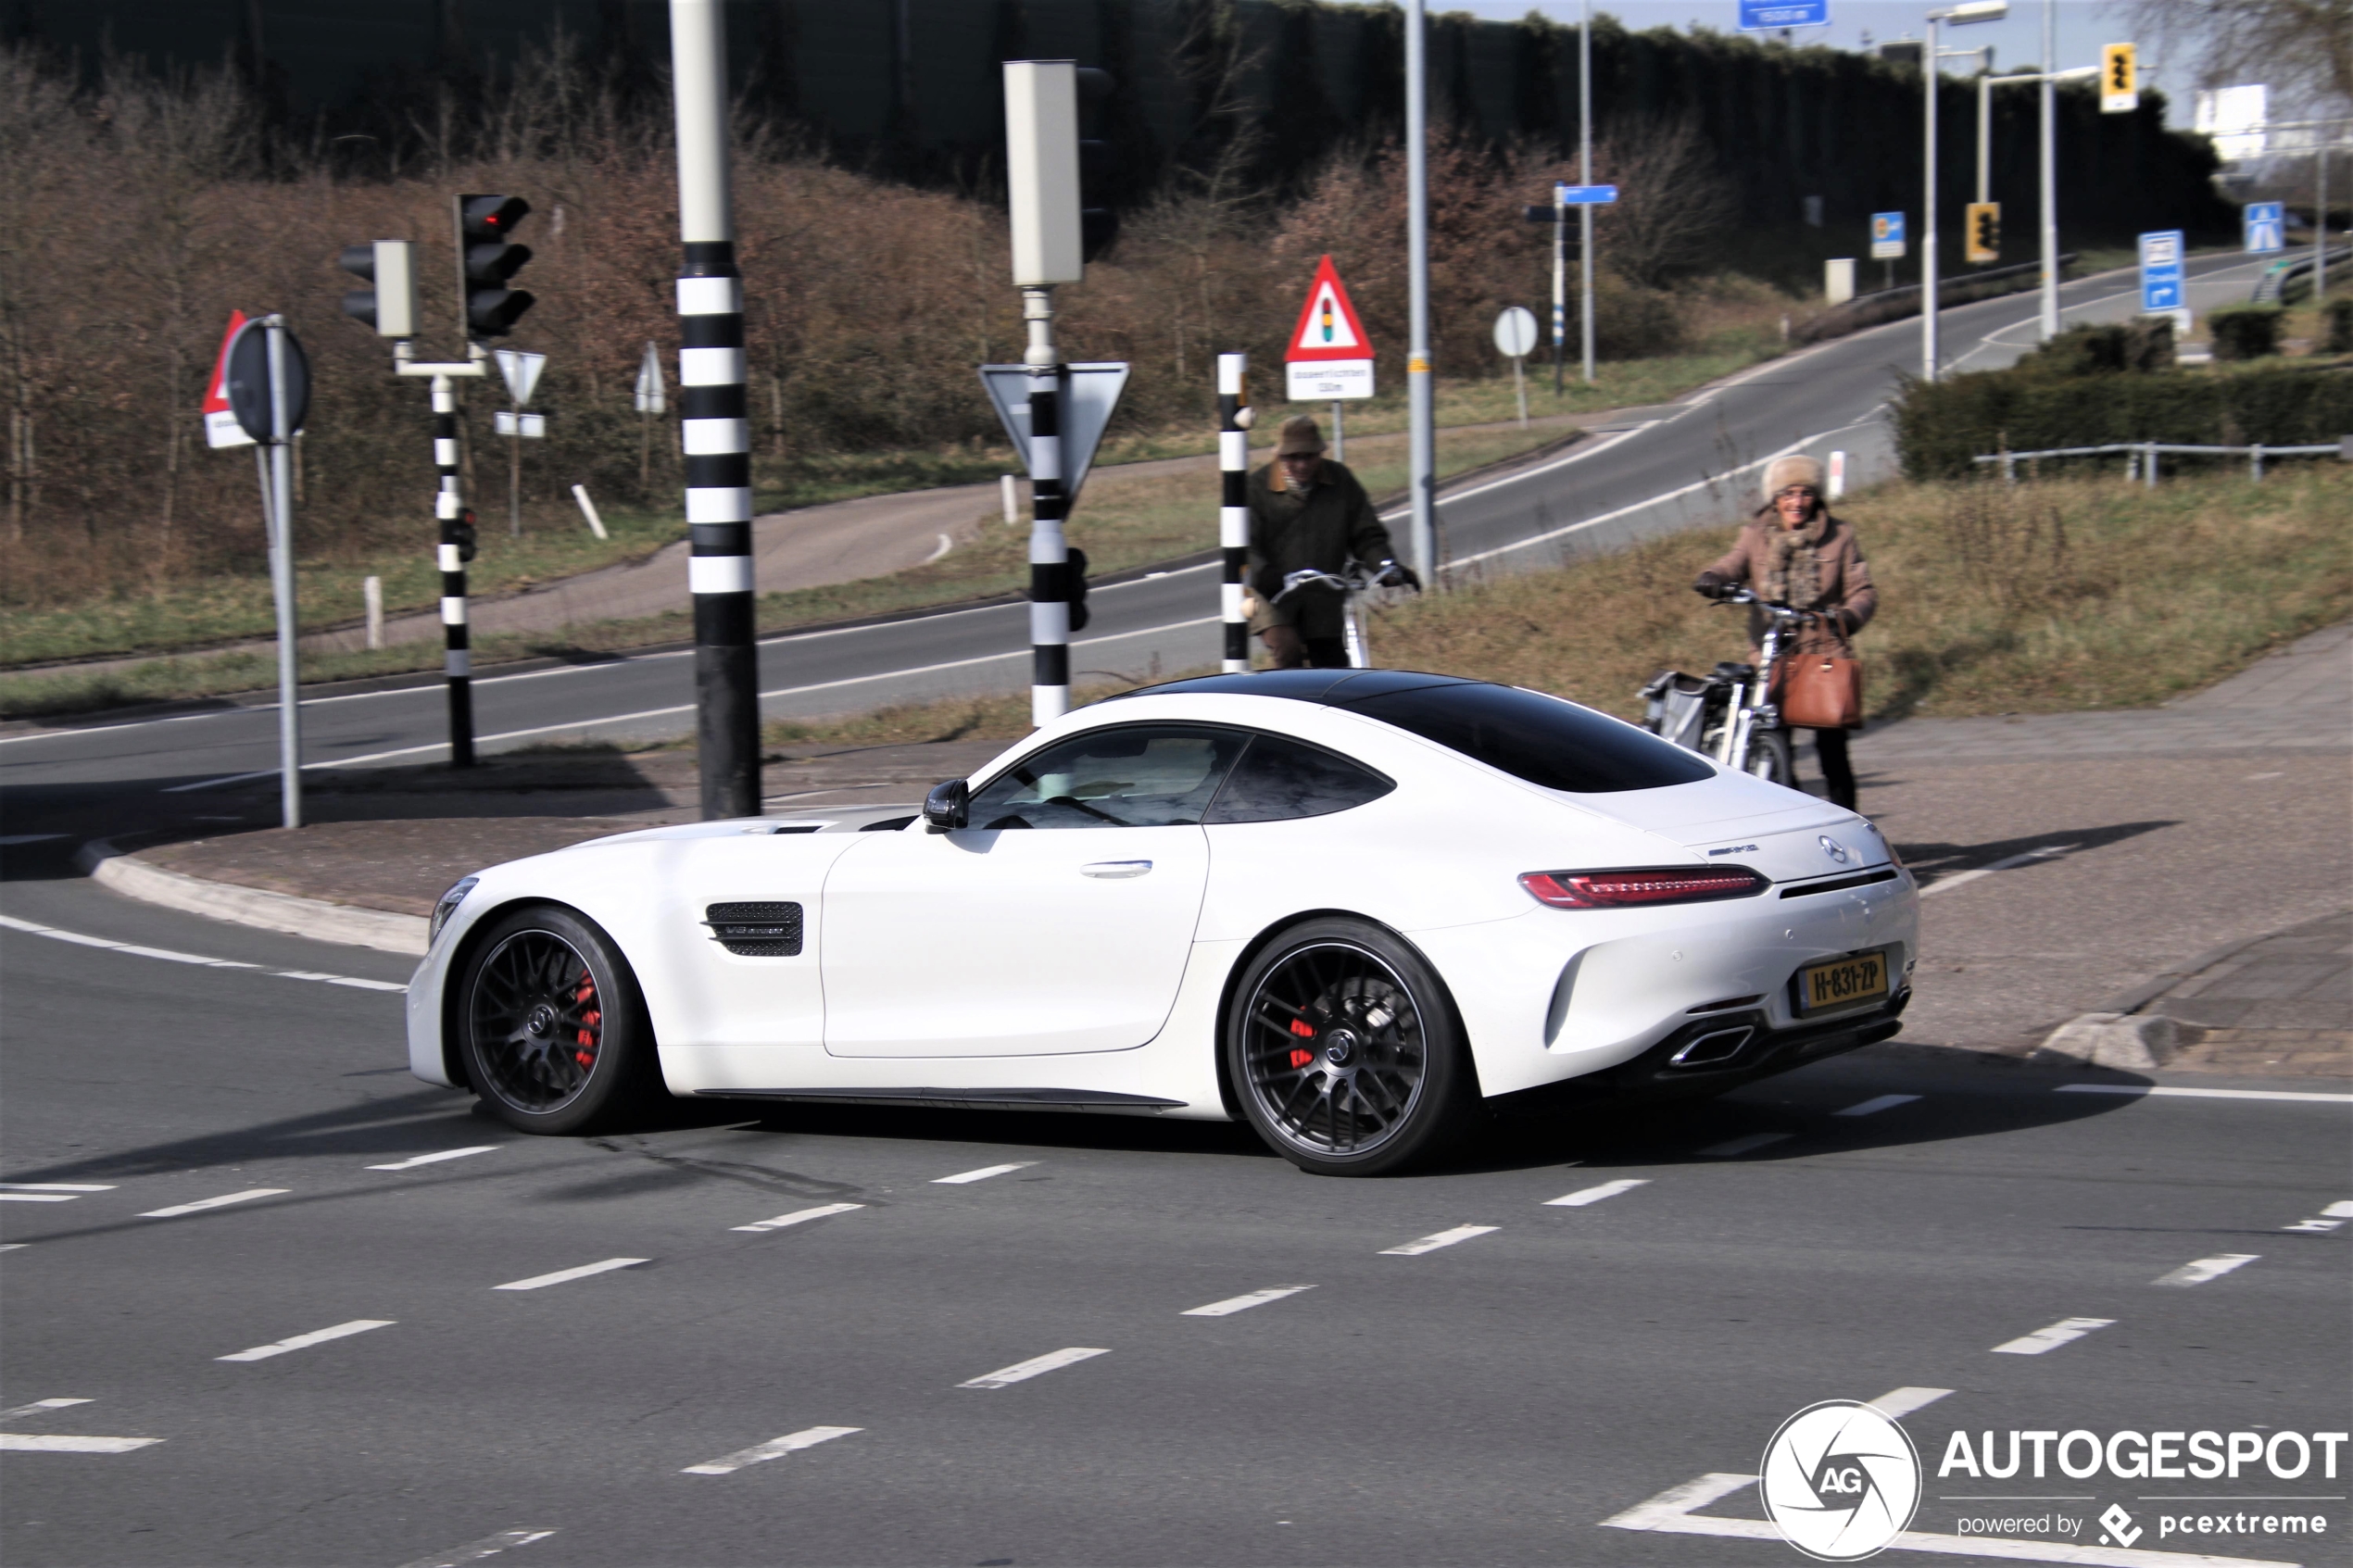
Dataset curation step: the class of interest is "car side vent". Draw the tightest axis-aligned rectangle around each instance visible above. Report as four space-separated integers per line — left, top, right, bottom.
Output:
705 901 803 957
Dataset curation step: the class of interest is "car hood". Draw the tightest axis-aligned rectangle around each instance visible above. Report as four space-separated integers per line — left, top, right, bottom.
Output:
1565 769 1894 884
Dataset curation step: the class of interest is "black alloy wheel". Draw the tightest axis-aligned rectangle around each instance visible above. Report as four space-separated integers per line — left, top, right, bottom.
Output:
1227 918 1474 1175
459 905 657 1135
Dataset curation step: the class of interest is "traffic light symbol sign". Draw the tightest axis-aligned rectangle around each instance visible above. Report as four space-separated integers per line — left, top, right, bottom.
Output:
1965 202 2001 265
2101 44 2137 113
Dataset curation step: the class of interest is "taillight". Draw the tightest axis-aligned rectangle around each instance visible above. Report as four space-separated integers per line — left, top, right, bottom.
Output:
1519 867 1768 909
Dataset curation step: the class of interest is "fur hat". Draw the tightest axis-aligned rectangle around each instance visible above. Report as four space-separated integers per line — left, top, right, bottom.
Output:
1761 455 1826 500
1276 415 1326 457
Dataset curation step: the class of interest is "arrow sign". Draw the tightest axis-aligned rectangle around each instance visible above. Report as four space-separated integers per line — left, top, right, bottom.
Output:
978 363 1130 508
634 341 664 414
494 348 547 406
1285 255 1377 400
202 311 256 449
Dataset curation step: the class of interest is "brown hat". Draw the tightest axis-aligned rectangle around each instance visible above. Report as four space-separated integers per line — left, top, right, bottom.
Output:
1276 415 1326 457
1761 455 1826 500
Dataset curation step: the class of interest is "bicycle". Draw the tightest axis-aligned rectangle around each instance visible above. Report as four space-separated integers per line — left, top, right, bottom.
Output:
1267 559 1416 670
1638 586 1824 787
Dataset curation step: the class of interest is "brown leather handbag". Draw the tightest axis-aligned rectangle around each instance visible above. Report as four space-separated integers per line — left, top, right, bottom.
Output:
1775 654 1865 730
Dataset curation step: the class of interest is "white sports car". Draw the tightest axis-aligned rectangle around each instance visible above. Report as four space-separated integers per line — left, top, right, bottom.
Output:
408 671 1918 1174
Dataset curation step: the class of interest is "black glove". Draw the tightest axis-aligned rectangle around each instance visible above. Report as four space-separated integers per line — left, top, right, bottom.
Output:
1376 559 1421 592
1693 571 1732 600
1829 608 1859 635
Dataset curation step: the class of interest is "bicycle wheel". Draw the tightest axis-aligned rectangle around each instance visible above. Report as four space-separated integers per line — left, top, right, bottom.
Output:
1744 729 1794 787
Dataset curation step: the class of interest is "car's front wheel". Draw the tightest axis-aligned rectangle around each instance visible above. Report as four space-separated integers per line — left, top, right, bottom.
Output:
457 905 661 1135
1225 918 1475 1175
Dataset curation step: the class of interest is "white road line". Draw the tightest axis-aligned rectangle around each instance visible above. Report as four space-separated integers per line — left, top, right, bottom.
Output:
1601 1469 2300 1565
1379 1223 1499 1256
494 1258 649 1292
958 1347 1110 1388
1992 1317 2115 1355
731 1201 864 1233
1870 1386 1954 1420
0 912 407 993
0 1183 116 1192
0 832 67 845
2282 1217 2345 1233
2324 1200 2353 1216
2057 1085 2353 1106
138 1188 287 1219
217 1318 395 1362
367 1147 499 1172
0 1434 163 1454
0 1243 23 1250
1181 1285 1315 1317
933 1162 1035 1185
1919 843 2082 897
159 770 278 794
1699 1132 1792 1158
391 1527 558 1568
1544 1178 1650 1208
0 1398 92 1420
681 1424 862 1474
0 1193 77 1203
2153 1254 2259 1287
1836 1094 1922 1117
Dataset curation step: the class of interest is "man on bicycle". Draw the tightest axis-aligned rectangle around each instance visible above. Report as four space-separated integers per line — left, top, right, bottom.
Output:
1246 415 1416 669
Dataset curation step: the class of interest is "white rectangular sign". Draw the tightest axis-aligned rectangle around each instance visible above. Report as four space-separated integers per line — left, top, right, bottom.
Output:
1287 359 1375 401
494 411 547 438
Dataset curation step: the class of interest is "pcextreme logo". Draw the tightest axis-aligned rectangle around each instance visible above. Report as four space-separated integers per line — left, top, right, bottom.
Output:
1760 1400 1923 1562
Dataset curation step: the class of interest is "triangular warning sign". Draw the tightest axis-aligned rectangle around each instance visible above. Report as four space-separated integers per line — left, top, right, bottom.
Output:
1285 256 1375 363
203 310 256 449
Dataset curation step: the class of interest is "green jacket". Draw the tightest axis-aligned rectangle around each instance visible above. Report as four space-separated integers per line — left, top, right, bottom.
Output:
1244 459 1398 639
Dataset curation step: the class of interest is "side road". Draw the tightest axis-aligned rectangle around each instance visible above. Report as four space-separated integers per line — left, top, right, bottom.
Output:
66 621 2351 1077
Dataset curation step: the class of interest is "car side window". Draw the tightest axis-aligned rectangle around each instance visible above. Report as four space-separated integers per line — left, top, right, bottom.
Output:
1204 734 1395 824
967 725 1249 830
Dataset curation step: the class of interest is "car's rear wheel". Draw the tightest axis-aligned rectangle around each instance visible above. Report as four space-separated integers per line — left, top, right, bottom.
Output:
1226 918 1475 1175
458 905 660 1135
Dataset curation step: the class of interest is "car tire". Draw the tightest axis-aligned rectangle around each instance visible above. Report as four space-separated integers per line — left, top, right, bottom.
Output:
1225 918 1477 1175
456 904 661 1136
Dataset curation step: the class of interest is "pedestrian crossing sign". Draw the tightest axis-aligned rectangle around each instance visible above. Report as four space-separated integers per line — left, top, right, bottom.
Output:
2244 202 2284 255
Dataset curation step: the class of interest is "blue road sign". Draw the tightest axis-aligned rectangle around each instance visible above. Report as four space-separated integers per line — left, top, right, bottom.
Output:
2139 230 2184 312
2244 202 2285 255
1870 212 1906 259
1554 183 1619 206
1739 0 1830 27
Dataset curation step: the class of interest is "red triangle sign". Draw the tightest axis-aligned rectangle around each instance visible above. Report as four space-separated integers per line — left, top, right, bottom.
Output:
1285 256 1375 363
202 310 257 448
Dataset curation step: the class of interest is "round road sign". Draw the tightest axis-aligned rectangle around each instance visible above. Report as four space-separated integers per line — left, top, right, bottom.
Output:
1491 306 1539 359
225 318 312 443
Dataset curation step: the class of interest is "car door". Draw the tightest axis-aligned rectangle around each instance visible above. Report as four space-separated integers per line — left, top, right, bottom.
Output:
821 724 1249 1058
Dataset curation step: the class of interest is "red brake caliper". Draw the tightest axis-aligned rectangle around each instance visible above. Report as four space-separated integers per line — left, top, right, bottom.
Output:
1288 1016 1316 1070
573 975 600 1068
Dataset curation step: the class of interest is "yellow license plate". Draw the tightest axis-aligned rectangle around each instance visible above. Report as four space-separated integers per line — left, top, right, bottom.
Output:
1797 950 1890 1015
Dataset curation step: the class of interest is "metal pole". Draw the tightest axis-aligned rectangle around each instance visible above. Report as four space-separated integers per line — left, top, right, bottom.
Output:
1404 0 1436 583
2317 137 2331 304
1513 354 1528 426
1552 194 1567 393
672 0 759 819
1330 399 1344 462
508 391 522 536
263 316 302 829
1024 285 1069 723
2038 0 2059 340
1579 0 1596 384
1922 15 1942 381
432 373 473 768
1218 353 1250 673
1977 70 1991 205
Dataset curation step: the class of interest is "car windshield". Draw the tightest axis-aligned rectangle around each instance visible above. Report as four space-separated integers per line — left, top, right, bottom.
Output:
969 726 1248 828
1346 683 1714 793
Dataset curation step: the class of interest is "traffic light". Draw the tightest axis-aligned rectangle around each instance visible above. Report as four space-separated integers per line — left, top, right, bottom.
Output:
338 241 417 337
456 194 535 338
1075 68 1119 263
449 506 479 564
2101 43 2137 113
1965 202 2001 264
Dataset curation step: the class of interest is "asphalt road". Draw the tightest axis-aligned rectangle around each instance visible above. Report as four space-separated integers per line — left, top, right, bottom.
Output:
0 249 2276 806
3 860 2347 1568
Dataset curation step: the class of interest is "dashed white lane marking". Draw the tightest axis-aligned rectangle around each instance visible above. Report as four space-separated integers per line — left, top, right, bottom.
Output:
731 1202 864 1233
138 1188 287 1219
1870 1386 1954 1419
1992 1317 2115 1355
1699 1132 1792 1158
0 1243 23 1251
1545 1179 1650 1207
2057 1084 2353 1105
0 913 408 993
2325 1200 2353 1216
682 1424 862 1474
958 1347 1111 1388
1181 1285 1315 1317
217 1318 396 1362
2283 1217 2345 1232
1836 1094 1922 1117
933 1162 1035 1185
493 1258 649 1292
1380 1224 1499 1256
2154 1254 2259 1287
0 1433 163 1454
0 1183 115 1202
1919 842 2082 898
391 1527 558 1568
367 1147 499 1172
0 1398 92 1420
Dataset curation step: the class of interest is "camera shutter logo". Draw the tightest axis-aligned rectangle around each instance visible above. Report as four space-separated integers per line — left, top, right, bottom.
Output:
1760 1399 1922 1561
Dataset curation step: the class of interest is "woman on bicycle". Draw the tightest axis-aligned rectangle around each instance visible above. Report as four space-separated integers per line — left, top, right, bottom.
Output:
1692 455 1876 810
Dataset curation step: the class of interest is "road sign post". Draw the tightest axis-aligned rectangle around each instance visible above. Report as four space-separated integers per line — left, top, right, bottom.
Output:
2244 202 2284 255
1870 212 1906 293
1216 354 1250 673
225 315 312 828
1492 307 1538 428
493 348 547 536
1285 256 1375 467
2139 230 2185 313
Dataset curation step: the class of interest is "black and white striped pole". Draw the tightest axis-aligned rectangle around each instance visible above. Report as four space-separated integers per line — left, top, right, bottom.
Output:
1024 290 1070 722
432 376 474 766
672 0 760 817
1216 352 1250 673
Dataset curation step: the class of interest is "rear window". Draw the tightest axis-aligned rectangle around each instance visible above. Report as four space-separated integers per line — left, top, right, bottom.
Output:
1347 684 1714 793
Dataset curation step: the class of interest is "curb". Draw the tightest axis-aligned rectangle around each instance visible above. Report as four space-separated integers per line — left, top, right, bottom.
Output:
75 839 429 957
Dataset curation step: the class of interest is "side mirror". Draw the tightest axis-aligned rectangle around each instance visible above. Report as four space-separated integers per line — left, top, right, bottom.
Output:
923 779 969 832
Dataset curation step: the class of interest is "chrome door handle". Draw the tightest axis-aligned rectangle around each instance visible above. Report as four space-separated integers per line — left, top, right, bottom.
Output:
1081 860 1152 879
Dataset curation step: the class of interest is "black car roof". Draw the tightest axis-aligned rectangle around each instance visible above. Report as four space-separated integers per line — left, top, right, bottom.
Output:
1106 669 1476 706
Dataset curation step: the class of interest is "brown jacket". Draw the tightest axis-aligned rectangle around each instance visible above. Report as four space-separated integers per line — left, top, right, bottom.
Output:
1244 458 1396 639
1703 507 1878 659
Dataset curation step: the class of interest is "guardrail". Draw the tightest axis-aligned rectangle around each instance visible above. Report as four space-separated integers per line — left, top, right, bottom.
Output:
1794 255 2080 346
2251 245 2353 305
1974 438 2353 486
